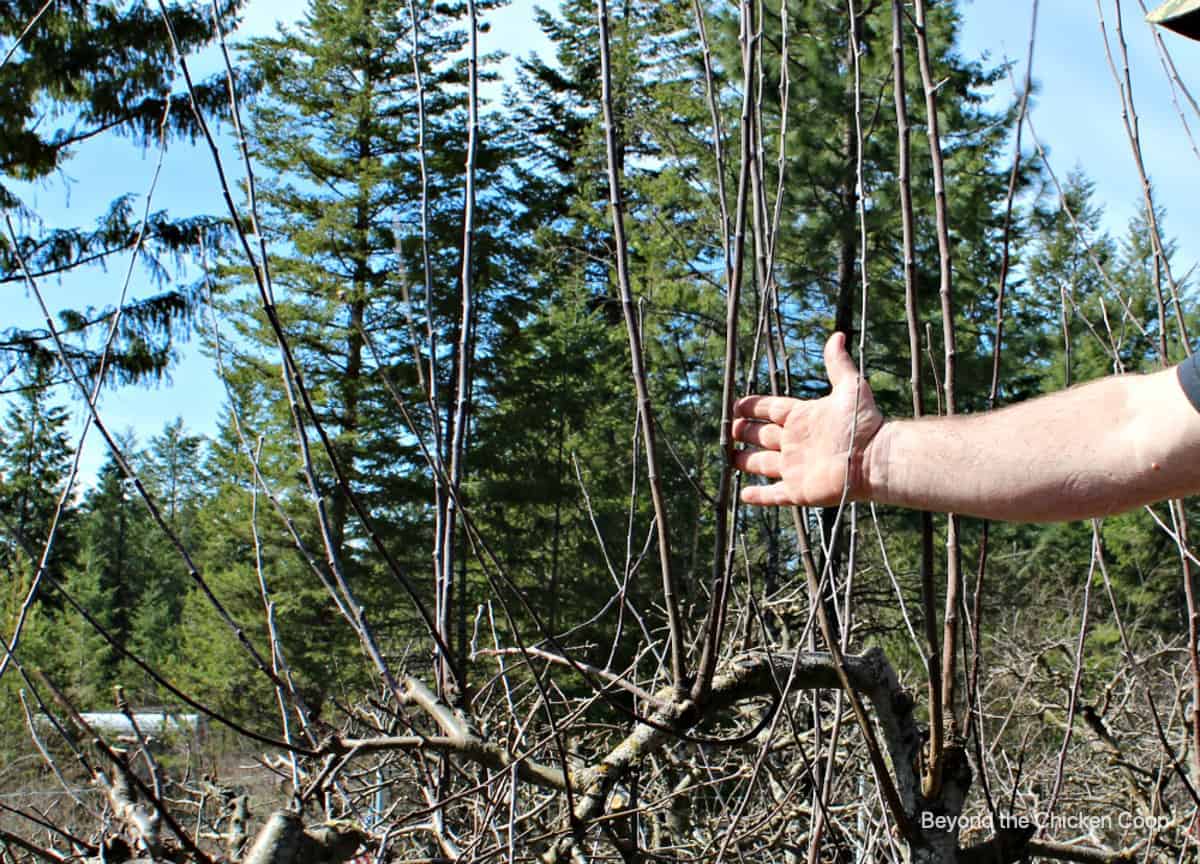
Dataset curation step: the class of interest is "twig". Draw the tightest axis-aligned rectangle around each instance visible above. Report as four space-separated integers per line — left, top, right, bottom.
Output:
1100 1 1200 802
913 0 959 797
694 0 754 707
249 435 307 790
1041 525 1097 828
1138 0 1200 173
438 0 481 701
4 214 300 712
688 0 733 285
0 100 172 689
1094 532 1200 809
16 688 91 812
967 0 1039 827
36 670 211 864
0 830 62 864
596 0 686 692
158 0 457 695
1098 0 1190 358
0 0 55 69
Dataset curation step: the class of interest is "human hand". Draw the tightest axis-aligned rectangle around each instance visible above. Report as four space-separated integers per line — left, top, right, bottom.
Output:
732 332 883 507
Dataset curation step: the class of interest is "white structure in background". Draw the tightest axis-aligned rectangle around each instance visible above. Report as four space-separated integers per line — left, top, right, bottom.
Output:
79 711 204 738
37 711 206 745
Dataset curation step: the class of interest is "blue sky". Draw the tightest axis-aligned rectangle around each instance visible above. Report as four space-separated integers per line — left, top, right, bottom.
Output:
5 0 1199 483
960 1 1200 244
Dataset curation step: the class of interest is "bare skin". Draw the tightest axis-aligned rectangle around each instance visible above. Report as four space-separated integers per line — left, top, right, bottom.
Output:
732 332 1200 523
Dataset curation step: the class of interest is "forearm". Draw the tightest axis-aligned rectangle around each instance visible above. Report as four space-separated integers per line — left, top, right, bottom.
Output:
863 367 1200 522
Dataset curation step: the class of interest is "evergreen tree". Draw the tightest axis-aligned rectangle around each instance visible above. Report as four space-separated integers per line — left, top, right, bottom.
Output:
80 451 143 644
127 420 206 678
501 0 1061 662
141 418 206 540
0 364 75 591
190 0 516 711
36 425 207 706
0 364 76 738
0 0 252 384
227 0 511 549
55 543 120 708
493 0 733 650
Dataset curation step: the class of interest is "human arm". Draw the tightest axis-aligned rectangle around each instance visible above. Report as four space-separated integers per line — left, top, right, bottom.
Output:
732 333 1200 523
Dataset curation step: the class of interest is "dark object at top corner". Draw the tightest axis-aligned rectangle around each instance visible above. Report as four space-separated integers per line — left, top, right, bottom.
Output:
1148 0 1200 40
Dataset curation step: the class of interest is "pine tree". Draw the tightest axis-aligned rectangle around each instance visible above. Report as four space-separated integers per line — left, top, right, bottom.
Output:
0 0 252 384
0 364 75 592
471 0 715 662
141 418 206 540
125 420 207 680
189 0 517 712
33 427 206 706
223 0 512 548
502 0 1064 660
0 364 76 737
55 544 120 708
81 453 143 642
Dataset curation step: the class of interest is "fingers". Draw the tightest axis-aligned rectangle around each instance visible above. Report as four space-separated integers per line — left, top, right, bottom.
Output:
824 331 860 388
731 417 782 450
738 332 860 421
732 448 781 478
740 482 796 507
734 394 799 425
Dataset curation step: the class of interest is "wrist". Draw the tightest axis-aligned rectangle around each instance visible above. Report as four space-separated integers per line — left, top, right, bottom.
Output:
860 420 894 505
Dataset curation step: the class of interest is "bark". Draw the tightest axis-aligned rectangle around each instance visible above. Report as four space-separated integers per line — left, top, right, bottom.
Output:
242 812 367 864
543 648 925 863
96 767 161 857
820 12 866 623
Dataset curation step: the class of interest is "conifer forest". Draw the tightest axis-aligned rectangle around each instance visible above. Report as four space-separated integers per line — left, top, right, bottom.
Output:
2 1 1200 862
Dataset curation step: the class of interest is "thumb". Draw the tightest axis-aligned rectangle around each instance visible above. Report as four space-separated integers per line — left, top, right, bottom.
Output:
824 331 860 388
